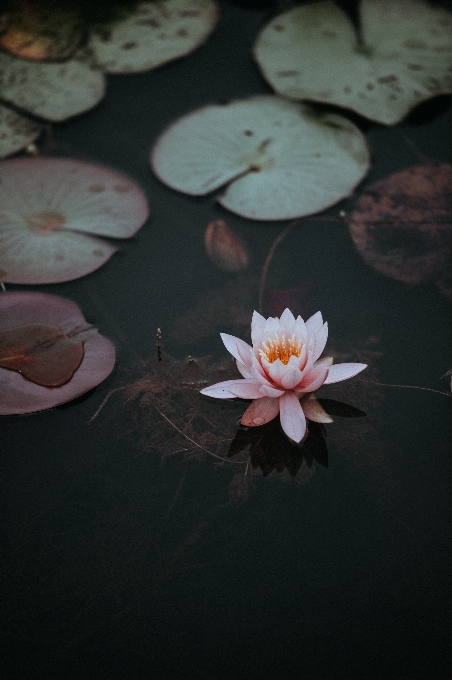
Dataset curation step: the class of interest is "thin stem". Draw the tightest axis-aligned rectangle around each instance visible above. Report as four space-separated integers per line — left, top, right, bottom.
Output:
358 378 451 398
258 220 299 314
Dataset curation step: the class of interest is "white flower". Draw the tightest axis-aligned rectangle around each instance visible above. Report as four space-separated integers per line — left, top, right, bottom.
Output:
201 309 367 443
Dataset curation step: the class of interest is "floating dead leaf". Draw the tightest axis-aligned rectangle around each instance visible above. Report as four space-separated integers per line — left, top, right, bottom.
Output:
347 164 452 297
0 323 84 387
0 49 105 121
0 157 149 284
0 291 116 415
87 0 219 73
0 103 43 159
0 5 84 61
151 95 369 221
204 220 248 271
253 0 452 125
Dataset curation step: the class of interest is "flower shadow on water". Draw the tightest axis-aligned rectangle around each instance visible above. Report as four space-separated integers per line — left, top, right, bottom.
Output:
228 398 367 476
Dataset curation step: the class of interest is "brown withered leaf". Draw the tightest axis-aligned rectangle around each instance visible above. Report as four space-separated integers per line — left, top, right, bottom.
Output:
0 322 84 387
348 164 452 297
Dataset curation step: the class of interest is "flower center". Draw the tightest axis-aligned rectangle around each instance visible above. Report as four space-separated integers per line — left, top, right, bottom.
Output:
25 211 65 235
259 333 303 365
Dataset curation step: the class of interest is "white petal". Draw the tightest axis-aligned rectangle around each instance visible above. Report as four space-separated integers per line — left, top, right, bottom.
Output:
324 363 367 384
259 384 285 398
279 391 306 443
220 333 253 366
306 311 323 337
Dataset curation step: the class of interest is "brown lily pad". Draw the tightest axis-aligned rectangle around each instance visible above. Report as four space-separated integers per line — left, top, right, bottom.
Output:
0 323 84 387
347 164 452 297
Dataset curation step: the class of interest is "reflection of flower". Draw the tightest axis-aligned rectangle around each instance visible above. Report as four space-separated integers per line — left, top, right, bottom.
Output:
200 309 367 443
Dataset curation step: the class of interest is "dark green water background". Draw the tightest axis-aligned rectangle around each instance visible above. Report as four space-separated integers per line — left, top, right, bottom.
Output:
1 2 451 678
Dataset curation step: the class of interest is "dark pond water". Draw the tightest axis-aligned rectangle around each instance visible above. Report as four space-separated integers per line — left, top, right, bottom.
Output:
1 2 451 678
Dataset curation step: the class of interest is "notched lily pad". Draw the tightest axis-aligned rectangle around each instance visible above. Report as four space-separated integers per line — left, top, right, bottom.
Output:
0 323 84 387
87 0 219 73
0 50 106 121
0 157 150 284
0 291 116 415
151 95 370 221
347 164 452 297
0 104 43 158
253 0 452 125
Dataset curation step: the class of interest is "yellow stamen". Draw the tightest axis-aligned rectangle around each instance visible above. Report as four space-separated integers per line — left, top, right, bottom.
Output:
259 332 303 365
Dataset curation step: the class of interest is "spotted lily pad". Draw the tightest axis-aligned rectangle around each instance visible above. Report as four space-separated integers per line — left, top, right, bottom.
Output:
87 0 219 73
0 323 84 387
253 0 452 125
151 95 370 221
0 157 150 284
0 50 106 121
347 164 452 297
0 291 116 415
0 104 43 159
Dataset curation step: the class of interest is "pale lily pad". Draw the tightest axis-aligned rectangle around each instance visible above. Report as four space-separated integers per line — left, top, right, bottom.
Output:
0 291 116 415
0 157 150 284
87 0 219 74
0 104 42 158
347 164 452 297
0 50 106 121
151 95 370 221
253 0 452 125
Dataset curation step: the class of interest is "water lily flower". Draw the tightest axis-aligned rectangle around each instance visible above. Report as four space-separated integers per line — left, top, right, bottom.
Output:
200 309 367 443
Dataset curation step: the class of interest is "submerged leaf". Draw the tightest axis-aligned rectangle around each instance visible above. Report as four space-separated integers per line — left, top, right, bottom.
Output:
0 292 116 415
87 0 219 74
253 0 452 125
151 95 369 220
347 164 452 297
204 220 248 271
0 323 84 387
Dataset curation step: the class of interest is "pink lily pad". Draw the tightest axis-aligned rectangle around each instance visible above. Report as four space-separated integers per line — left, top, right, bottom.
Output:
0 157 149 284
0 291 116 415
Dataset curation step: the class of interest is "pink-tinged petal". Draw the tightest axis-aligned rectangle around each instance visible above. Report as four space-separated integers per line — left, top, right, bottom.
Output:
315 355 334 367
259 384 285 397
220 333 253 366
263 316 280 339
301 395 333 424
264 357 287 387
250 359 273 385
237 341 254 367
279 390 306 443
312 322 328 362
241 396 280 427
227 380 264 399
296 363 328 393
280 366 303 390
251 310 266 352
324 363 367 384
306 311 323 337
236 360 253 379
279 308 295 335
294 315 307 344
200 379 242 398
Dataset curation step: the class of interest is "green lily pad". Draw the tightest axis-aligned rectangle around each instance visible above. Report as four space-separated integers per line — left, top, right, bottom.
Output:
253 0 452 125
